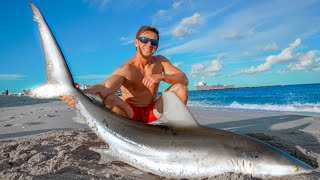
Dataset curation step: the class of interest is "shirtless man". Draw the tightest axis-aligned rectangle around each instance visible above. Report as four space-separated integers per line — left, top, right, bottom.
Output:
62 26 188 124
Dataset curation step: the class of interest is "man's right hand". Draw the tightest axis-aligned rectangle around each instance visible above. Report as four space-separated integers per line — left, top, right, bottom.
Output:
83 84 110 99
61 95 76 108
61 84 110 108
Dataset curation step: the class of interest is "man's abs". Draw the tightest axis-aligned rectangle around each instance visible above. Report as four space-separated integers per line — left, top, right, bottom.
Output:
121 84 159 107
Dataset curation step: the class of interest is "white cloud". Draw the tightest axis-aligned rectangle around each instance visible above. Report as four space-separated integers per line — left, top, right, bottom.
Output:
190 60 222 77
290 38 301 47
82 0 110 10
172 13 203 38
152 10 170 25
161 1 320 57
217 53 227 59
74 74 109 85
173 61 182 67
314 59 320 70
222 29 255 40
156 9 167 16
190 64 204 76
172 1 183 9
151 1 184 25
242 51 250 56
263 42 278 51
75 74 109 81
237 38 301 74
223 32 243 40
0 74 26 80
223 28 255 40
204 1 238 19
288 50 315 70
313 67 320 71
242 42 278 56
120 36 133 45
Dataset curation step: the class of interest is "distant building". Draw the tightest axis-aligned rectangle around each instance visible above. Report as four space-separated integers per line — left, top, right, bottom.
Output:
79 84 91 90
77 84 122 97
195 81 235 91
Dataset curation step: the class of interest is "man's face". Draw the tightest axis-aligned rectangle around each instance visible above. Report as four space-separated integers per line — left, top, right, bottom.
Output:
135 31 158 58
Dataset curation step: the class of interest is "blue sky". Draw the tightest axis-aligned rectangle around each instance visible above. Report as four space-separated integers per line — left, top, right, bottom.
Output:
1 0 320 93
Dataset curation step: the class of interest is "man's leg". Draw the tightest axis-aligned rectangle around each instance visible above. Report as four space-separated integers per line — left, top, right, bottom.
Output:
103 94 134 119
153 83 188 118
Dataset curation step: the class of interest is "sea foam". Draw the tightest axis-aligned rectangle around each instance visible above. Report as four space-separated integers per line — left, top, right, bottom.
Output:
187 100 320 114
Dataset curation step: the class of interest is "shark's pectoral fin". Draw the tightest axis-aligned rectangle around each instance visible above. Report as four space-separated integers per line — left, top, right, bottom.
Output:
152 92 201 128
89 147 120 164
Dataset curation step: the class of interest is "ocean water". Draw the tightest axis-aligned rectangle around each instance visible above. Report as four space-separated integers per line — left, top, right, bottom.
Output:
187 83 320 115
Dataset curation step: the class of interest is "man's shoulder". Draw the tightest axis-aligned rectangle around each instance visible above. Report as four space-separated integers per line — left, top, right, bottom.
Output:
121 63 136 70
153 55 169 63
112 63 136 76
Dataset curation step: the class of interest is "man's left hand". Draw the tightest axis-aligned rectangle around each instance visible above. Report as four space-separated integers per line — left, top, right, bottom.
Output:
142 74 164 88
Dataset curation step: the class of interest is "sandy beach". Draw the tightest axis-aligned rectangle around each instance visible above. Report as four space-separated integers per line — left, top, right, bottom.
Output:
0 95 319 179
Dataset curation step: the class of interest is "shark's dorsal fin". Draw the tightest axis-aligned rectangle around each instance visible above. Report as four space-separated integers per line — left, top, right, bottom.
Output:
151 92 201 128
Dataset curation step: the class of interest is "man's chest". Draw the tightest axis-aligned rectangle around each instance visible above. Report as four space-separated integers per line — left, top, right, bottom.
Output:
130 64 162 79
123 64 162 89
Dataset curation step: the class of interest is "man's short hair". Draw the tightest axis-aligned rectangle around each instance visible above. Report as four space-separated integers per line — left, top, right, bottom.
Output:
136 26 160 40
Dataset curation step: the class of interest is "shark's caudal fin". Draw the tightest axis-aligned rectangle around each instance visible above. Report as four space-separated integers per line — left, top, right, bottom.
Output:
27 2 75 98
152 92 201 128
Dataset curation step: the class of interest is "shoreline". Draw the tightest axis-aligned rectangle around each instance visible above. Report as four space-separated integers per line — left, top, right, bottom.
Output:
2 82 320 95
3 94 319 117
190 82 320 92
0 96 320 179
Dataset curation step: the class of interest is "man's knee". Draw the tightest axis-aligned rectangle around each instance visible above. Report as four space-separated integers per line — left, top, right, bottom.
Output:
103 94 117 108
103 94 133 118
171 83 188 93
168 83 188 103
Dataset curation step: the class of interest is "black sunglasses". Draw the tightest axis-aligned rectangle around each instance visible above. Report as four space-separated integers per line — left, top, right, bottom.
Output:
137 37 159 46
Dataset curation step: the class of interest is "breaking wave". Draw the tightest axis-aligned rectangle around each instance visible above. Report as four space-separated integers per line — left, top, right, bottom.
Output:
187 100 320 114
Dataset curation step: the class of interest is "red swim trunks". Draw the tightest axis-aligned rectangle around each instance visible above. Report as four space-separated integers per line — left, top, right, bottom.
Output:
128 100 158 124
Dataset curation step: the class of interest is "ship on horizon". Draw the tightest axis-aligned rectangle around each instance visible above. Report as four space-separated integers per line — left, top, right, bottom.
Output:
195 81 235 91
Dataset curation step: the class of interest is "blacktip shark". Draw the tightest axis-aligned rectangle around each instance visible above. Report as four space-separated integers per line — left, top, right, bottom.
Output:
28 2 314 178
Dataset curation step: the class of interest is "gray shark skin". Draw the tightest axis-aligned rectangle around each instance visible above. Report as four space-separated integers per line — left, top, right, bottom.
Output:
29 2 314 178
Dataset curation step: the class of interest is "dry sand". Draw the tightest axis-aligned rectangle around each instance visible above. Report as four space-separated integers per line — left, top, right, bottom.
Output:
0 95 319 179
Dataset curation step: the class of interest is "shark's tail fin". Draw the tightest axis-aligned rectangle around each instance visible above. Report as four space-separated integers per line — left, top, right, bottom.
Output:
27 2 75 98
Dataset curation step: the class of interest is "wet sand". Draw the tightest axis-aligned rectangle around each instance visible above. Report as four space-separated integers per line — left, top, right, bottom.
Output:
0 95 319 179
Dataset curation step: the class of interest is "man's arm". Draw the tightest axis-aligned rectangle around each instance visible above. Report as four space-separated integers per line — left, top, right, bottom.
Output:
142 55 188 88
84 67 125 98
62 66 125 108
162 71 188 86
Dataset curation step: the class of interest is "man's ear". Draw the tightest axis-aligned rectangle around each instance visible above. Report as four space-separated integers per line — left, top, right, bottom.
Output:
134 39 138 47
